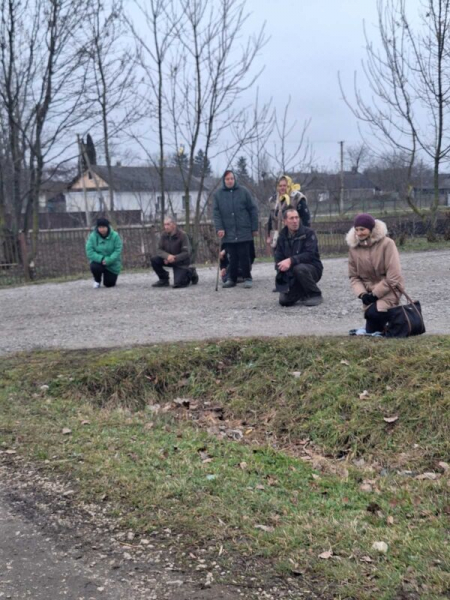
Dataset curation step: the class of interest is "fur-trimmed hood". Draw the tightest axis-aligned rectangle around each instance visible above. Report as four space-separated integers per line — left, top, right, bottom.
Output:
346 219 388 248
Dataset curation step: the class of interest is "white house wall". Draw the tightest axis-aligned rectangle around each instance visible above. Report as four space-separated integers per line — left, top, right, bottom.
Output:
65 190 209 220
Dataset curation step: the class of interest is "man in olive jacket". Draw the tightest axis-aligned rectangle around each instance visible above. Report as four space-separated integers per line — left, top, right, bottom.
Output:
85 217 122 288
213 170 258 289
274 208 323 306
151 217 198 288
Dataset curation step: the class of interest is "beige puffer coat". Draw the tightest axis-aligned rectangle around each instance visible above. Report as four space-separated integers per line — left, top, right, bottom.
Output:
346 219 404 312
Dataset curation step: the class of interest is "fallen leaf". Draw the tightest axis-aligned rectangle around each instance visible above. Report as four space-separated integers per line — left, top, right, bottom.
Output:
383 415 399 423
244 428 253 435
256 484 265 490
173 398 191 408
254 524 274 533
62 428 72 435
291 371 301 378
5 449 17 455
81 420 90 426
360 555 373 563
239 462 248 470
386 516 394 525
318 550 333 560
438 461 449 472
360 483 373 493
359 390 370 400
340 360 350 366
415 472 439 481
372 541 388 554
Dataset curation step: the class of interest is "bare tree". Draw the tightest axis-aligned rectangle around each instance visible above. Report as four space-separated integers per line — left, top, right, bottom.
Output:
340 0 450 238
166 0 268 247
0 0 92 247
84 0 138 213
347 143 371 172
267 96 314 177
127 0 178 226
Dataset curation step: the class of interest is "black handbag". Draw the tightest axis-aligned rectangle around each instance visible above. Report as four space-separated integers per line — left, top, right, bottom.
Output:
384 287 426 338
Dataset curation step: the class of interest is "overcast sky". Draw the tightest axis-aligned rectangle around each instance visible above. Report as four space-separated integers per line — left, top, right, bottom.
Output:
236 0 422 170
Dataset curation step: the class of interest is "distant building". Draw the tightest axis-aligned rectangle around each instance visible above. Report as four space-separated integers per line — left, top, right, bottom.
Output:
65 165 210 221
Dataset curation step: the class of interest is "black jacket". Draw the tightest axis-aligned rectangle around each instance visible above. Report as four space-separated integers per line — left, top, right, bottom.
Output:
274 225 323 278
213 172 258 244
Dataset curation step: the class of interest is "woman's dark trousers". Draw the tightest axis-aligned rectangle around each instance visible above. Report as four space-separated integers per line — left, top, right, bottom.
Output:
90 262 118 287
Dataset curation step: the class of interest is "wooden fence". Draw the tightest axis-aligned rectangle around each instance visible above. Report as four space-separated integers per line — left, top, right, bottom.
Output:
0 217 420 286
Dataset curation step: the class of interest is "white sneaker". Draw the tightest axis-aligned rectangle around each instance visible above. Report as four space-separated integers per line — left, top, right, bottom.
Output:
93 281 101 289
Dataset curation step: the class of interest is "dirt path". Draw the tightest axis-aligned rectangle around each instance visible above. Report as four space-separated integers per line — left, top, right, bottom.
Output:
1 464 285 600
1 249 449 356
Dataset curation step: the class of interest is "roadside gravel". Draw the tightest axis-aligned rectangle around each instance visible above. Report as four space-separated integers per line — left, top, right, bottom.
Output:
1 249 449 356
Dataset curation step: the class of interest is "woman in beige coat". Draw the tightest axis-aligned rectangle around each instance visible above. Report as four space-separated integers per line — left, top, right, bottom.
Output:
346 213 404 334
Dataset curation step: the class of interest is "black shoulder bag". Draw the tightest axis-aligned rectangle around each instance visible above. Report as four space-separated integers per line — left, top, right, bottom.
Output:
384 284 426 338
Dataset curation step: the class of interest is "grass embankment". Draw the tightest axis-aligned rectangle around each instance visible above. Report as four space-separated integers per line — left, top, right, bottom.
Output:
1 337 450 599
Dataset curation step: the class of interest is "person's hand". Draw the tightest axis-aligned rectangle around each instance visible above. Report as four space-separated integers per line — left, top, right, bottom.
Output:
167 254 176 263
217 230 225 239
360 293 378 305
266 236 271 245
220 268 227 278
101 259 106 265
277 258 292 272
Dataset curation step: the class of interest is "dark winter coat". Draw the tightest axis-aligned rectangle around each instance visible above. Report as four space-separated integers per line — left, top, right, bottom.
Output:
213 172 258 244
274 224 323 278
85 227 122 274
156 228 192 266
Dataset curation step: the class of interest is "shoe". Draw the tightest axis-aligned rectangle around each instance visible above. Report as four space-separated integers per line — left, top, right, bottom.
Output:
152 279 169 288
93 281 101 289
222 280 236 288
303 295 323 307
243 278 253 289
191 269 199 285
173 282 189 288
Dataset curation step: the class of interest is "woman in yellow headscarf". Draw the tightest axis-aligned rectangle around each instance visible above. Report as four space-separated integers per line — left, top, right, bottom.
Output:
266 175 311 248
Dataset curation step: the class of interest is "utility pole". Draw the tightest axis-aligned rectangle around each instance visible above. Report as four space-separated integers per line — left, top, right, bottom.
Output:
339 141 345 214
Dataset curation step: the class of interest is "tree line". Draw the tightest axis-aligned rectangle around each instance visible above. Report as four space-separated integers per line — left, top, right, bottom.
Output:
1 0 449 259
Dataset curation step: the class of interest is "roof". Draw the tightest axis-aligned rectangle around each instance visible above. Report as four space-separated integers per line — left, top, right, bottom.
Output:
69 166 208 193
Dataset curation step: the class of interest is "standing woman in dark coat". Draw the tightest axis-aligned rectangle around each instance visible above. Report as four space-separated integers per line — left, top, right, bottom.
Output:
213 170 258 289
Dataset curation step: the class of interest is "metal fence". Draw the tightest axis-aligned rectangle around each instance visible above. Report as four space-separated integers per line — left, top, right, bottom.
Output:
0 222 349 287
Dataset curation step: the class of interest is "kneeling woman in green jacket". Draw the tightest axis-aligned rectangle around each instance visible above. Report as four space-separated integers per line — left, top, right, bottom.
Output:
85 218 123 288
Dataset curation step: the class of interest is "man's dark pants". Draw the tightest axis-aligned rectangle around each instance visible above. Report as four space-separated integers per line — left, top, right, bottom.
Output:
151 256 192 286
227 241 251 282
279 263 321 306
90 262 118 287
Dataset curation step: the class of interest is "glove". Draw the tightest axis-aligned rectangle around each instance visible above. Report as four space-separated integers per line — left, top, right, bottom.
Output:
360 293 378 306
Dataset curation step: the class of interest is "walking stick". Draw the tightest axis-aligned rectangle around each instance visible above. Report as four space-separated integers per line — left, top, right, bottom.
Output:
215 244 221 292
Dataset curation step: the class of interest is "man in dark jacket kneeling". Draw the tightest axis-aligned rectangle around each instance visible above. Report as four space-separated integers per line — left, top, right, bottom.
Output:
151 217 198 288
274 208 323 306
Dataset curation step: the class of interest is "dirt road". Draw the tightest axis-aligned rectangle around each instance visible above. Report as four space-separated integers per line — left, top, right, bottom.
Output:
1 250 449 356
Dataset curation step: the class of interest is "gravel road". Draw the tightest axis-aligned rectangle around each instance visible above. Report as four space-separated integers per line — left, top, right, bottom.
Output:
1 249 449 355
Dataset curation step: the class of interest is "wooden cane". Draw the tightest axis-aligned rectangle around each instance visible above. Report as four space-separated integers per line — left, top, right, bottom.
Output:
215 245 221 292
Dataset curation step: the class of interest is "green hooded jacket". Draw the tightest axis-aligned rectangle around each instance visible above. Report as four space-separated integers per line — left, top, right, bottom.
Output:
86 227 123 275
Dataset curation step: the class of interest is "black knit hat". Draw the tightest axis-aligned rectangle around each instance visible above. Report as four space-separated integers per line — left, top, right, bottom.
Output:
96 217 110 228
